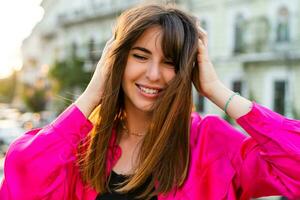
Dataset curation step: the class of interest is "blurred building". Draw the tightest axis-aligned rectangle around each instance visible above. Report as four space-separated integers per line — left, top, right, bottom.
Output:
22 0 145 76
187 0 300 118
21 0 143 111
21 0 300 118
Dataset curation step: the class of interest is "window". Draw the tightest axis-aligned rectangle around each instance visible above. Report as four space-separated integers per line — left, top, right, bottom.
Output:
232 80 243 95
196 95 205 113
71 42 77 58
234 14 246 54
88 38 97 64
276 6 290 42
273 80 286 115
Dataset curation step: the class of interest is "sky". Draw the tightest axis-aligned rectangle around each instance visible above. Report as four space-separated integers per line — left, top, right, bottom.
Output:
0 0 44 79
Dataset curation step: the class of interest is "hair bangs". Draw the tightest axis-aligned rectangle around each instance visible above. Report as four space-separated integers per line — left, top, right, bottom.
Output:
160 13 185 71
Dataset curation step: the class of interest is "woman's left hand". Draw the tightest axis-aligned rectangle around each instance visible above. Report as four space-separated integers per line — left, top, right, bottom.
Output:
192 25 253 118
192 25 221 98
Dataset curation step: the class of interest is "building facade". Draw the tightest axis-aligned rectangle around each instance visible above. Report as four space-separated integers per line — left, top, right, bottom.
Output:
21 0 300 120
187 0 300 119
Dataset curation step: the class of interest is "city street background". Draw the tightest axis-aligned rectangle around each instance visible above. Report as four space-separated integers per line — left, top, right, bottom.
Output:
0 0 299 199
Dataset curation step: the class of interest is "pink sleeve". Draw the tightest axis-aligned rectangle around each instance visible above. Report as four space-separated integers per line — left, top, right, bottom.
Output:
234 102 300 199
0 104 94 200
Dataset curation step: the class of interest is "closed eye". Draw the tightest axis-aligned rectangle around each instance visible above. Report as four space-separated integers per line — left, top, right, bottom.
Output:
164 60 175 67
164 61 174 65
133 54 147 60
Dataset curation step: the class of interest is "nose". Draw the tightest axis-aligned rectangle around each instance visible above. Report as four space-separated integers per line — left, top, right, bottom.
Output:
145 61 161 82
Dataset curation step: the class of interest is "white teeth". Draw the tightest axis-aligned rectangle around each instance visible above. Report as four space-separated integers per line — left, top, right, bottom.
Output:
139 86 159 94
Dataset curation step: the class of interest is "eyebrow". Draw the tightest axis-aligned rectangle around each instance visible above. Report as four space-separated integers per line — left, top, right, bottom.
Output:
131 46 152 54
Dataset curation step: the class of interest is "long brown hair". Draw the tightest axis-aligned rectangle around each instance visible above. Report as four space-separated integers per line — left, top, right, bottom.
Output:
78 4 200 199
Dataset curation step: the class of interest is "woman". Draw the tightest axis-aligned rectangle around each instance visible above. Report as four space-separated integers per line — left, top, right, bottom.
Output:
1 4 300 200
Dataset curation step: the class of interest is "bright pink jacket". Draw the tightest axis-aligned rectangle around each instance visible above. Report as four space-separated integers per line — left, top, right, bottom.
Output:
1 103 300 200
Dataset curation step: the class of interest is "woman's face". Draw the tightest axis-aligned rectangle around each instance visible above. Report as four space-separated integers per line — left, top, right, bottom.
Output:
122 26 176 113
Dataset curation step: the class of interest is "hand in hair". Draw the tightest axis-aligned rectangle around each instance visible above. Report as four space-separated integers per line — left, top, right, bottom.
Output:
193 25 221 98
75 36 115 117
194 25 252 119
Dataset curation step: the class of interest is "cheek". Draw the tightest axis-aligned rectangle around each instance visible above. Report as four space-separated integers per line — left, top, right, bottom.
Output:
121 62 131 91
123 61 135 82
125 58 139 74
162 68 176 83
122 68 132 92
122 61 141 89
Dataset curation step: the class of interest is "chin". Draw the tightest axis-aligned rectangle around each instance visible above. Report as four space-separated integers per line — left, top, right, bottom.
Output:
138 105 154 113
135 102 155 113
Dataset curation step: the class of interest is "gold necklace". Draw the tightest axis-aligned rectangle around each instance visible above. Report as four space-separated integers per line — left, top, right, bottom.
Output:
120 119 146 137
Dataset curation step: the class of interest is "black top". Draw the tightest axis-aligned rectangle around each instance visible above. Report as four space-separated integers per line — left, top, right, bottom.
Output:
96 171 158 200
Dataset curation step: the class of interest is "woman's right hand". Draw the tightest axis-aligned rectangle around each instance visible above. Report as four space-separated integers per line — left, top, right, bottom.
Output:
75 37 115 117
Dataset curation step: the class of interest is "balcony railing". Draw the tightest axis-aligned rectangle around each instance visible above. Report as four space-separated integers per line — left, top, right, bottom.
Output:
57 0 141 27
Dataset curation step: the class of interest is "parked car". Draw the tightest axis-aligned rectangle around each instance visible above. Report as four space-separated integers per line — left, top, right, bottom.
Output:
0 105 21 121
18 112 41 130
0 120 24 155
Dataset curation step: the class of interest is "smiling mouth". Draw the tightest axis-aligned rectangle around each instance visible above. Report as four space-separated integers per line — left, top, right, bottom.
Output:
136 84 162 95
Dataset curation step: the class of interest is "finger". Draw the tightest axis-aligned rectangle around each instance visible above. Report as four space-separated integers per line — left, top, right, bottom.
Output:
103 37 115 53
197 39 209 62
107 36 114 43
198 38 206 50
197 38 208 55
196 25 208 47
199 32 208 47
105 38 114 48
198 26 207 36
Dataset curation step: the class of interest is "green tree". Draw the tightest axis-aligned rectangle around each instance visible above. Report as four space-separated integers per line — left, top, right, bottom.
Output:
21 84 47 112
49 56 92 94
49 52 93 113
0 72 17 103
